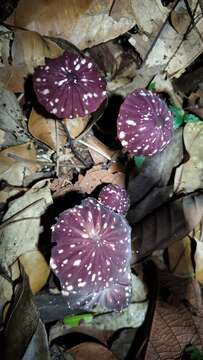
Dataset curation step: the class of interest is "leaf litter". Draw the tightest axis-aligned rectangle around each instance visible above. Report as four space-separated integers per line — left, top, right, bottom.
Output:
0 1 203 359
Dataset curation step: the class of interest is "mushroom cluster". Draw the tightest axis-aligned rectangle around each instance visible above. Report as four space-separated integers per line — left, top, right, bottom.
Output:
117 89 173 156
98 184 130 215
50 198 132 311
33 51 107 119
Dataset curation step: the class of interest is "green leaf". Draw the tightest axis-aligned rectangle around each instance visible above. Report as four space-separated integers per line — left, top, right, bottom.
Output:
63 313 93 327
134 155 145 170
184 113 200 123
184 344 203 360
169 105 185 128
147 81 156 91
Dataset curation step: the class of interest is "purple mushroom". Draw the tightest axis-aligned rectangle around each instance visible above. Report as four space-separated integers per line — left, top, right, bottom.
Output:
50 198 132 311
33 51 107 119
117 89 173 156
98 184 130 215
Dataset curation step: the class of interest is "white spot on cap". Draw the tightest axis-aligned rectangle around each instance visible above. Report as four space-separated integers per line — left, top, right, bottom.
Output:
119 131 125 139
75 64 80 71
126 120 137 126
42 89 50 95
73 259 81 266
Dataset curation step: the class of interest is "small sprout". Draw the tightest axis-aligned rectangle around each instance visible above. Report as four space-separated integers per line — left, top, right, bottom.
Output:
117 89 173 156
50 198 132 312
98 184 130 215
33 52 107 119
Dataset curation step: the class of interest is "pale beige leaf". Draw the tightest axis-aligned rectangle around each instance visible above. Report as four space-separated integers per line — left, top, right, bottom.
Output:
174 122 203 193
13 0 135 50
0 183 53 269
0 142 41 186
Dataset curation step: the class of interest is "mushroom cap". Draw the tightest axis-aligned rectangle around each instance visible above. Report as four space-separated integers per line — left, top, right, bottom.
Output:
98 184 130 215
50 198 132 311
117 89 173 156
33 51 107 119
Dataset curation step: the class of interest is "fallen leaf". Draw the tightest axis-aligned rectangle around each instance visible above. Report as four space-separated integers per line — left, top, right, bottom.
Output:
167 236 194 277
80 133 115 164
0 142 41 186
127 128 183 223
174 122 203 193
144 270 203 360
28 109 67 150
12 0 135 50
0 275 13 318
66 342 118 360
131 192 203 263
0 182 53 269
170 7 191 34
0 27 63 92
75 164 125 194
0 86 29 145
11 250 50 295
64 116 90 139
0 186 25 206
3 266 50 360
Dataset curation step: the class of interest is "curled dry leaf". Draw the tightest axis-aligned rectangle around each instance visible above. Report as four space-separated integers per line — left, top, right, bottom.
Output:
0 28 63 92
0 142 41 186
174 122 203 193
131 192 203 263
81 133 115 164
66 342 118 360
74 163 125 194
0 183 53 270
13 0 135 50
3 266 50 360
11 250 50 295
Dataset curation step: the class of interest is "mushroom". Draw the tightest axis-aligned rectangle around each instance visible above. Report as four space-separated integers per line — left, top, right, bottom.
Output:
98 184 130 215
117 89 173 156
33 51 107 119
50 198 132 311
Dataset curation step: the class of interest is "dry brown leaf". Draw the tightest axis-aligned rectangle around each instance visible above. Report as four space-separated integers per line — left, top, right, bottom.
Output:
170 8 191 34
67 342 118 360
0 142 41 186
63 116 90 139
174 122 203 193
11 250 50 295
167 236 194 277
82 134 115 164
75 164 125 194
0 28 63 92
28 109 67 150
0 183 53 269
145 275 203 360
12 0 135 50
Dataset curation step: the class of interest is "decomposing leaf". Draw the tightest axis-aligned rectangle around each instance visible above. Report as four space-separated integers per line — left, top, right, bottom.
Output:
0 275 13 318
131 192 203 263
0 142 41 186
0 185 25 207
174 122 203 193
3 266 49 360
144 271 203 360
167 236 194 277
0 182 53 269
11 250 50 295
192 220 203 285
0 86 29 146
0 27 63 92
170 7 191 34
74 163 125 194
79 133 116 164
28 109 67 150
66 342 118 360
12 0 135 50
127 128 183 223
128 0 203 78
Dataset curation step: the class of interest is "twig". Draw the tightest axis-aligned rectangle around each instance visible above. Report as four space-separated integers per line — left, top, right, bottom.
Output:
55 120 60 177
76 139 112 161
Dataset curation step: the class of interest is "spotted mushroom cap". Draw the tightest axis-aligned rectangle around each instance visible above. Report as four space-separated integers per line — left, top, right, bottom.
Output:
33 51 107 119
98 184 130 215
117 89 173 156
50 198 132 311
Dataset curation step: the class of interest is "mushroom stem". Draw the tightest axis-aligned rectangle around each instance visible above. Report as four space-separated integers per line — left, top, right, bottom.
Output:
76 139 112 161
